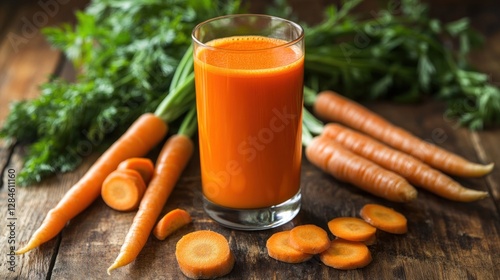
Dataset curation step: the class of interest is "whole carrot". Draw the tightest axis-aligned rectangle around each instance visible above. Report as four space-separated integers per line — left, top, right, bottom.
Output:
107 108 196 274
16 113 168 254
313 90 494 177
305 135 417 203
323 123 489 202
16 47 195 255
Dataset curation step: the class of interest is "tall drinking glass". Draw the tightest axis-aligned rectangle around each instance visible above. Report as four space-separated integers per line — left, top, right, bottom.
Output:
192 14 304 230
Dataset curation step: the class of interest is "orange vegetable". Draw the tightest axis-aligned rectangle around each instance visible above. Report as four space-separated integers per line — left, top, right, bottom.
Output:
319 239 372 270
153 208 192 240
266 231 314 264
117 157 155 184
16 113 168 254
361 234 377 246
305 135 417 202
327 217 377 242
107 134 194 274
313 90 494 177
323 123 489 202
288 224 331 254
360 204 408 234
175 230 235 279
101 169 147 211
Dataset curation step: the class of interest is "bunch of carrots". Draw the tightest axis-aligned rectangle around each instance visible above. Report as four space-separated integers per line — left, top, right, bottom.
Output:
303 89 494 203
15 43 495 277
15 47 199 276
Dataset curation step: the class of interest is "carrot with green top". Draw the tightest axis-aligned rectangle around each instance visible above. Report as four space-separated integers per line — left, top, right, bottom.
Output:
16 47 195 255
107 106 196 274
16 113 167 254
313 90 494 177
323 123 489 202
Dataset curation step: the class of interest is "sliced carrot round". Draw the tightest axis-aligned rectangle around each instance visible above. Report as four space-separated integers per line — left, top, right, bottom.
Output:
327 217 376 242
175 230 234 279
289 224 330 254
360 204 408 234
101 169 147 212
266 231 313 263
117 157 155 184
153 208 192 240
319 238 372 270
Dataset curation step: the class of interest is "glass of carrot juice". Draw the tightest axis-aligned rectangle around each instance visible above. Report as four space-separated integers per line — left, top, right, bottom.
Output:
192 14 304 230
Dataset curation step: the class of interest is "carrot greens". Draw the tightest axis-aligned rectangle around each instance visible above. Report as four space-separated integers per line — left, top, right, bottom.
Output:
0 0 241 186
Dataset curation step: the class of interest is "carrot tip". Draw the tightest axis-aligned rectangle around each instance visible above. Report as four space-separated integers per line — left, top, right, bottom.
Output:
15 239 40 255
107 263 119 275
459 189 489 202
15 246 31 255
478 162 495 176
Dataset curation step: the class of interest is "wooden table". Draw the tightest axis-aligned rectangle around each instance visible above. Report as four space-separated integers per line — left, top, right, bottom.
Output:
1 1 499 279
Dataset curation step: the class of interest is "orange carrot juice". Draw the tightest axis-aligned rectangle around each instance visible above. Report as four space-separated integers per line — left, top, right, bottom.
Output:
194 36 304 209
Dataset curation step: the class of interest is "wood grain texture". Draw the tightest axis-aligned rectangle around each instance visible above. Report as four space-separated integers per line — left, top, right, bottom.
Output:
0 0 499 279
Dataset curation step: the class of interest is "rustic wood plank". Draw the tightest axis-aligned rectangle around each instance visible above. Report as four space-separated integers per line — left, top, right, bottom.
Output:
0 0 88 122
0 1 88 279
0 145 67 279
0 0 499 279
47 132 500 279
471 129 500 205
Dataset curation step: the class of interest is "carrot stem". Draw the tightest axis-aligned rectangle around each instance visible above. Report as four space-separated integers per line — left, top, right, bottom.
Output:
170 44 193 93
178 105 197 138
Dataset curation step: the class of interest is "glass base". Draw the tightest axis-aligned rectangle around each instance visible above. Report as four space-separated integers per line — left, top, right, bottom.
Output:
203 191 301 231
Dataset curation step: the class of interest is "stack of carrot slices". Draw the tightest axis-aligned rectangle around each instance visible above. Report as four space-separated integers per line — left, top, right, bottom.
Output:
266 203 408 270
101 157 155 211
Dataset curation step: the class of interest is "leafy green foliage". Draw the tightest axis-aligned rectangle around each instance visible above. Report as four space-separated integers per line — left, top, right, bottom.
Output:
0 0 241 185
270 0 500 130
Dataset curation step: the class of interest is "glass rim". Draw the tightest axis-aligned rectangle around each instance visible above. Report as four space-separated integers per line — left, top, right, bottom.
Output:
191 14 304 52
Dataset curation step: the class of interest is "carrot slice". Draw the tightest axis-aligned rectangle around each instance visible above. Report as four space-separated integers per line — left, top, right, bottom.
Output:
266 231 314 263
153 208 192 240
118 157 155 184
362 234 377 246
327 217 377 242
175 230 234 279
289 224 331 254
360 204 408 234
101 169 147 212
319 239 372 270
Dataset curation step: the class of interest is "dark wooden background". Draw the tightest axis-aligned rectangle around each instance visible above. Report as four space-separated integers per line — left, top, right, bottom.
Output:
0 0 499 279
